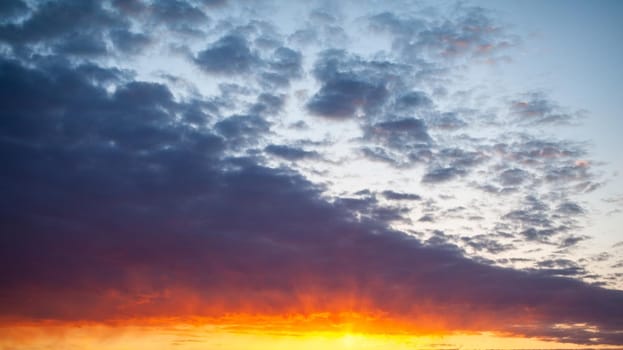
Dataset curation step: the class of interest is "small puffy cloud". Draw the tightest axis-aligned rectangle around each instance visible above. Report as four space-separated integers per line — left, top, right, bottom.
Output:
151 0 208 31
394 91 432 110
422 167 466 183
265 144 319 161
499 168 529 186
306 50 401 119
367 118 431 145
381 190 421 201
510 92 579 125
307 77 387 119
194 34 260 74
557 202 585 216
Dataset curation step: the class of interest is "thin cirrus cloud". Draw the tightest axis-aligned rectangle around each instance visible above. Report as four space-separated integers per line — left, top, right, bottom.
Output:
0 0 621 347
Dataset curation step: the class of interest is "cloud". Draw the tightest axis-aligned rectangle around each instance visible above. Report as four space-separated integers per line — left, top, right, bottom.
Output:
0 0 124 56
367 118 432 145
381 190 421 201
194 34 261 74
0 0 28 19
422 167 466 183
504 196 550 225
394 91 433 110
110 29 152 54
428 112 467 130
368 5 515 61
498 168 529 186
150 0 208 31
260 46 303 87
418 214 435 222
265 144 319 161
215 114 270 149
461 234 515 254
192 31 303 88
535 258 587 277
557 201 585 216
3 59 622 344
306 50 395 119
307 77 387 119
510 92 578 125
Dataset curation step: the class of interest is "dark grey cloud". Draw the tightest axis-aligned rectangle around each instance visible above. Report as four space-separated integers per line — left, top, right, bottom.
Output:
0 0 117 43
360 117 433 167
381 190 421 201
559 235 588 248
110 0 146 14
438 147 487 169
112 0 212 33
461 234 515 254
534 258 587 277
504 207 551 227
151 0 208 31
307 77 387 119
202 0 228 6
0 59 226 236
394 91 432 110
265 144 319 161
54 31 109 56
0 0 208 58
375 118 430 139
306 50 399 119
421 148 492 185
422 166 466 183
418 214 435 222
194 34 260 74
367 118 431 146
110 29 152 54
0 0 28 19
497 195 584 245
499 168 529 186
520 227 566 243
192 30 303 88
557 201 585 216
360 146 401 166
260 46 303 87
0 0 125 57
249 93 286 116
214 114 270 148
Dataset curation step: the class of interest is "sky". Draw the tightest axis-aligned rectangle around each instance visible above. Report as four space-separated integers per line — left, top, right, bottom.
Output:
0 0 622 349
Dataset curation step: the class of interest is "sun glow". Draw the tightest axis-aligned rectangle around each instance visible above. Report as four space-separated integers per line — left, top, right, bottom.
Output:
3 319 618 350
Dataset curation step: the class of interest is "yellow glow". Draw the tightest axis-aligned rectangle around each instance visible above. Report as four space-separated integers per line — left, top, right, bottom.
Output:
1 322 621 350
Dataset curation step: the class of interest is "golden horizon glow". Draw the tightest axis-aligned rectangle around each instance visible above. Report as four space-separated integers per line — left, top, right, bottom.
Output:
2 317 622 350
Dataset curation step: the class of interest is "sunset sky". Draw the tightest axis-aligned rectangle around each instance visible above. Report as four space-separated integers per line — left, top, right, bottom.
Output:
1 0 623 349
